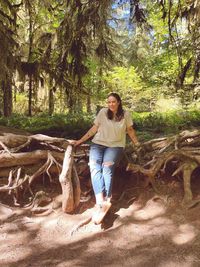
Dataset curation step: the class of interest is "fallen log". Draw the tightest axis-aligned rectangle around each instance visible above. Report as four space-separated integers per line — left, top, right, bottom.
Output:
0 150 64 167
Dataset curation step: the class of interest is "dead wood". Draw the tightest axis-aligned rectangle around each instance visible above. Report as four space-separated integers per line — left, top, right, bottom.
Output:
59 145 75 213
0 132 89 213
0 133 69 153
0 150 64 167
70 216 92 236
182 162 198 204
72 165 81 208
1 129 200 213
126 129 200 204
0 164 61 178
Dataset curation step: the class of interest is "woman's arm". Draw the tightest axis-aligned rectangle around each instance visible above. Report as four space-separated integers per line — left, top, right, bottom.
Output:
72 124 98 146
127 125 140 146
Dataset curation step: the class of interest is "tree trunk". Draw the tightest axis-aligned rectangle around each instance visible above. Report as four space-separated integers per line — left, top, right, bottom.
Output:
49 76 54 115
86 88 92 113
193 53 200 83
176 58 192 88
3 78 12 117
28 74 32 116
28 2 34 117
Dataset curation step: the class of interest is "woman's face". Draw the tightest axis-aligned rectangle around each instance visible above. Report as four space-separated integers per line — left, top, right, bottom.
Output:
107 96 120 113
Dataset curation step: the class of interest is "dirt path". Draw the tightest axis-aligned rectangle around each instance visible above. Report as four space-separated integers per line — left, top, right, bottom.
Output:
1 176 200 267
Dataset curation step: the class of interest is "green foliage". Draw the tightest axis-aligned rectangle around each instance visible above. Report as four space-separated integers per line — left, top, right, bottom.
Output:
0 113 94 138
1 0 200 117
13 93 28 114
133 109 200 134
103 66 146 108
147 52 179 87
1 109 200 140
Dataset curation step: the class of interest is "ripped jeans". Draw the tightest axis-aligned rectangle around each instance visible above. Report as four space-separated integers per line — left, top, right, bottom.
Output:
89 143 123 198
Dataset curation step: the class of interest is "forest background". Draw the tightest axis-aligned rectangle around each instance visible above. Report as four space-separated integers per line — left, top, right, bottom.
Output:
0 0 199 139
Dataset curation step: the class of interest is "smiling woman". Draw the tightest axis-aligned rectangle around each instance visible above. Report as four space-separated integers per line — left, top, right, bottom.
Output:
71 92 140 224
107 93 124 121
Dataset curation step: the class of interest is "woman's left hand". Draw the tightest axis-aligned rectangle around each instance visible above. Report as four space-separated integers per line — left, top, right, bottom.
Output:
67 139 82 147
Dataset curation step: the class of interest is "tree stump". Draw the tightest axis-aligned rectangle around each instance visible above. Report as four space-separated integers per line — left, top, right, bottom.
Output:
59 145 74 212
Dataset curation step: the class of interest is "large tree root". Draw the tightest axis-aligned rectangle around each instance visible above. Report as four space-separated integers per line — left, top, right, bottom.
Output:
126 129 200 204
0 129 200 213
70 216 92 236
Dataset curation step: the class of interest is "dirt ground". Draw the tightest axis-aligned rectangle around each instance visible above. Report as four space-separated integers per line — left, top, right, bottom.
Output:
1 169 200 267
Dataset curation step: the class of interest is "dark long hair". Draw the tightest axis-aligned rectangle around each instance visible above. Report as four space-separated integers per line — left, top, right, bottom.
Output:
107 92 124 121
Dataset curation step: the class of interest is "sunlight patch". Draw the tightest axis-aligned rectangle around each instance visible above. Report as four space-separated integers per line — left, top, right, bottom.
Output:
43 217 58 228
133 199 166 220
172 224 197 245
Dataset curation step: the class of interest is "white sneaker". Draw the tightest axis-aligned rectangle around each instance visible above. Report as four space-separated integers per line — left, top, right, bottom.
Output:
92 201 112 224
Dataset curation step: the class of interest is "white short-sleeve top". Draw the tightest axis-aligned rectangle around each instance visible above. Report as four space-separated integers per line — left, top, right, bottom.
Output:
92 108 133 147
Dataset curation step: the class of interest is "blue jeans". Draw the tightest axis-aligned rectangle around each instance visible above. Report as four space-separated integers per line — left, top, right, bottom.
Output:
89 144 123 198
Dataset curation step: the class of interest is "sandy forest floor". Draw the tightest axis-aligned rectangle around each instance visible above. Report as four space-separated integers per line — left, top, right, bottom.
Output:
1 168 200 267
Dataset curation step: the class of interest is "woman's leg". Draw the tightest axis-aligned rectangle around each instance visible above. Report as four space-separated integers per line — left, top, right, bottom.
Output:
91 146 123 224
102 147 123 200
89 144 105 204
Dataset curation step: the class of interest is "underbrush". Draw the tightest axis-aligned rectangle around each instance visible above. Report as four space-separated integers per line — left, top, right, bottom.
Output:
0 113 94 139
0 109 200 140
132 109 200 135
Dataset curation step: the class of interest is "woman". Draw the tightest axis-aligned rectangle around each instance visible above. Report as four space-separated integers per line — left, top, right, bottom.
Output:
72 92 140 224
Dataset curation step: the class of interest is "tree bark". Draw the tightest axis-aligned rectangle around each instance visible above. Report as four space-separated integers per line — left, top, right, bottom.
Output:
0 130 200 211
0 150 64 168
28 74 32 116
59 145 75 213
72 165 81 208
182 162 198 204
3 78 12 117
